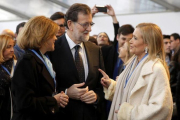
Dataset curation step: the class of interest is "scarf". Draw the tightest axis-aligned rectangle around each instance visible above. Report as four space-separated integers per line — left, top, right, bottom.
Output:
108 55 148 120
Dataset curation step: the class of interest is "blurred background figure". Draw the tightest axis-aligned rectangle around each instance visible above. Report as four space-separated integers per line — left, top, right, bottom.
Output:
118 41 133 73
0 35 16 120
170 33 180 55
50 12 66 38
1 29 15 40
163 35 171 66
11 16 69 120
14 22 26 60
97 32 111 46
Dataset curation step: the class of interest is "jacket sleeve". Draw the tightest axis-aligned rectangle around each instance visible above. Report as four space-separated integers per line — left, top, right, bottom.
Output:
117 63 173 120
11 56 58 115
103 79 116 101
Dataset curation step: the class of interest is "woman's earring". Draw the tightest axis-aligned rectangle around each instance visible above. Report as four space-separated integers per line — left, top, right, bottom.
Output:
145 47 148 53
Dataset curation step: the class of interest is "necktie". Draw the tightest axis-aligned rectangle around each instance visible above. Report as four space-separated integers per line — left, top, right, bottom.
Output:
74 45 85 82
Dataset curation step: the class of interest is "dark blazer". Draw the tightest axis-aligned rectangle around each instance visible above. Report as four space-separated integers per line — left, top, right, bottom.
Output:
49 35 106 120
101 23 120 78
11 50 58 120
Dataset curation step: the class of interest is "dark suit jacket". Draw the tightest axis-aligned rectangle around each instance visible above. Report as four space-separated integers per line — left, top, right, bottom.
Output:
11 50 58 120
49 35 106 120
101 23 120 78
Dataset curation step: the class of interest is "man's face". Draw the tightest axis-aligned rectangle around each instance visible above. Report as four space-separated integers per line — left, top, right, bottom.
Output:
71 13 92 44
53 18 66 37
117 33 133 47
163 38 171 54
170 36 179 51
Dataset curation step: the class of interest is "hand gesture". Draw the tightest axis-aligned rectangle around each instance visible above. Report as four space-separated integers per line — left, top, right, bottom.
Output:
105 5 115 16
67 82 88 100
80 90 97 104
92 5 98 17
98 69 111 89
54 91 69 108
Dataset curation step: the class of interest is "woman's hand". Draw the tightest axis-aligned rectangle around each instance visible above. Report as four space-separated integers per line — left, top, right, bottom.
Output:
54 91 69 108
98 69 111 89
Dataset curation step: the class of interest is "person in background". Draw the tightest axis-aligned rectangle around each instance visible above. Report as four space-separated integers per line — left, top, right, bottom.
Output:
163 35 171 66
99 23 173 120
1 29 15 39
118 41 133 73
170 33 180 55
173 47 180 119
50 12 66 38
49 3 106 120
14 22 26 60
0 35 16 120
11 16 69 120
97 32 111 46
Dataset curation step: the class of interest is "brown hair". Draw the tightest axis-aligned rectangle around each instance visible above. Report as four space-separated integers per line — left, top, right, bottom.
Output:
17 16 58 50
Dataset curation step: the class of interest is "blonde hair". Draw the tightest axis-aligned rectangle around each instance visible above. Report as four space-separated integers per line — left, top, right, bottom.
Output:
0 35 15 64
124 41 133 65
136 23 170 79
17 16 58 50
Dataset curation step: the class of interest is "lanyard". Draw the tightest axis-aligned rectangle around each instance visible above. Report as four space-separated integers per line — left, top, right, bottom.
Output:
1 60 15 78
124 54 148 88
29 49 56 91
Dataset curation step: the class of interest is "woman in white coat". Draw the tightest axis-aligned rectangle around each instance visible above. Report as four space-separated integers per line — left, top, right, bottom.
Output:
99 23 173 120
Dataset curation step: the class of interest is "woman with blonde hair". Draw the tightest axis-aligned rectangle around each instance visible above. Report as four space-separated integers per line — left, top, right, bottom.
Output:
99 23 173 120
0 35 16 120
11 16 69 120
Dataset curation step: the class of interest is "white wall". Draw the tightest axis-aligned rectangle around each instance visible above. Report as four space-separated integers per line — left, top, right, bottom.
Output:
0 12 180 40
91 12 180 40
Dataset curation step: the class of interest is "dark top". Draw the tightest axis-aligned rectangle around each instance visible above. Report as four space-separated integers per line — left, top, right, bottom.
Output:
0 59 13 120
11 50 58 120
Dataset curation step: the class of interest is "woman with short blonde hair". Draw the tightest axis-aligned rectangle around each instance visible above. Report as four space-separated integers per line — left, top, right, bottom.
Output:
0 34 16 120
99 23 173 120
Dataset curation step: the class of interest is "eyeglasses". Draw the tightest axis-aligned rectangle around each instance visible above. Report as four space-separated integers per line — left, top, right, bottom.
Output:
76 22 95 29
58 24 65 28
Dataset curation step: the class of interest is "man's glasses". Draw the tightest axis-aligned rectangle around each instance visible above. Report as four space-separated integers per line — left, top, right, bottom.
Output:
76 22 95 29
58 24 65 28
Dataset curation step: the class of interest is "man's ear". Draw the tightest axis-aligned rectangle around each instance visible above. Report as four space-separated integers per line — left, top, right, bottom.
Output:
67 20 73 31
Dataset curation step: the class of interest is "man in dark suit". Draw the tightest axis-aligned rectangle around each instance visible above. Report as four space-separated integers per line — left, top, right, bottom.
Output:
50 3 106 120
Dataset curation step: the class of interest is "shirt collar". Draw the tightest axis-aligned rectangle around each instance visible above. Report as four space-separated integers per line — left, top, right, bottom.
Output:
65 33 83 49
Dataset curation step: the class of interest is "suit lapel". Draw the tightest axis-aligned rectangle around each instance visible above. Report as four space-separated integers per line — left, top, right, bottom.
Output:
29 50 55 90
56 35 79 81
83 42 93 83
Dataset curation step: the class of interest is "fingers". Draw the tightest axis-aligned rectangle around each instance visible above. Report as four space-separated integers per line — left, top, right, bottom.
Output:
98 69 108 77
74 82 85 88
80 91 97 104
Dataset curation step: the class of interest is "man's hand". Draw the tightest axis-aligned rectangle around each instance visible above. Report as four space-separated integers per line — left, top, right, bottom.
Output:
80 90 97 104
54 91 69 108
67 83 88 100
91 5 98 17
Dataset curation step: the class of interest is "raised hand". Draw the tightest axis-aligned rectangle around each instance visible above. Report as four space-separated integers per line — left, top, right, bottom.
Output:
105 5 115 16
98 69 111 88
67 83 88 100
91 5 98 17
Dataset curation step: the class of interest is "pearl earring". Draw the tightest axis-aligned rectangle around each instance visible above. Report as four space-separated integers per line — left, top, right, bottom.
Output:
145 47 148 53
